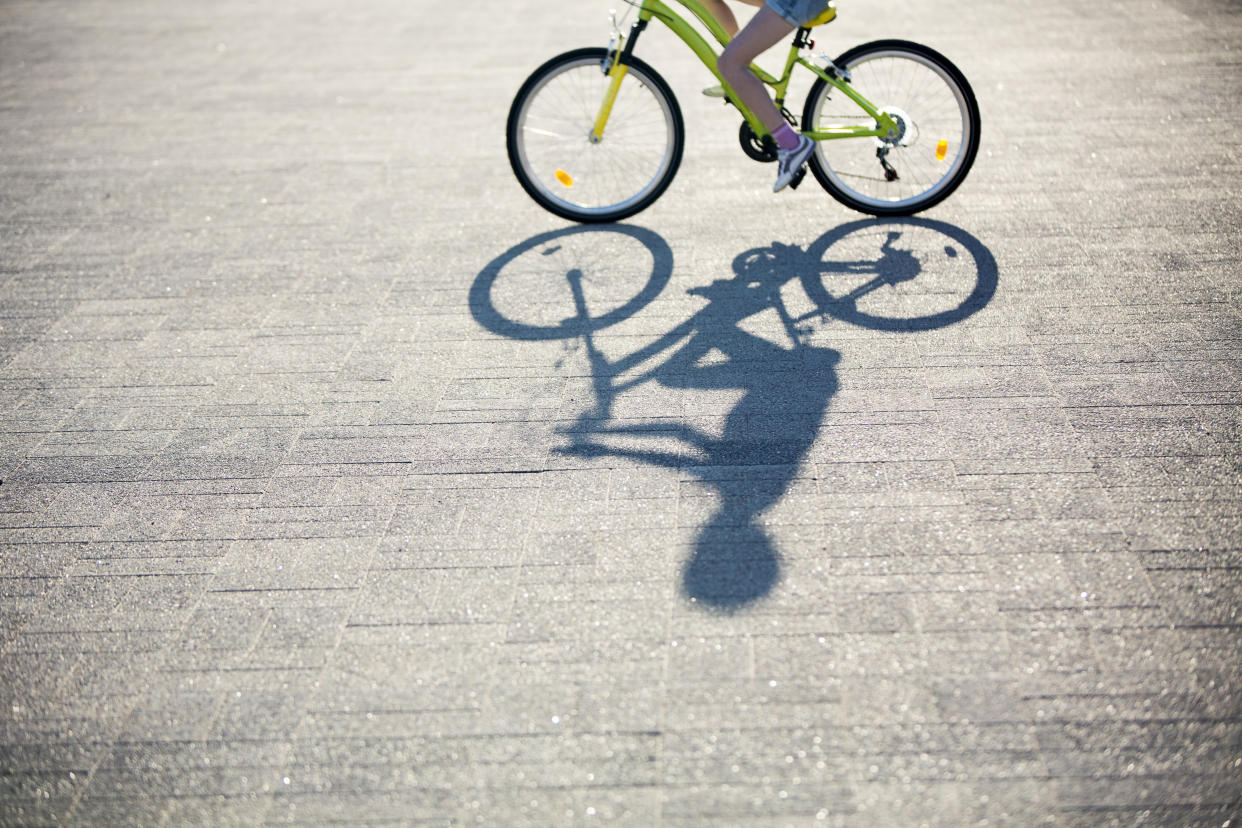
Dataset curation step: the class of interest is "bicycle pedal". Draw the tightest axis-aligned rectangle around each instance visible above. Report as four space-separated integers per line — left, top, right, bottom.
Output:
789 166 807 190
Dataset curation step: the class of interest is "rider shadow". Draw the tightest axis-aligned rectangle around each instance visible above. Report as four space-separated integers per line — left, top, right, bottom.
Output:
471 220 998 612
559 244 839 611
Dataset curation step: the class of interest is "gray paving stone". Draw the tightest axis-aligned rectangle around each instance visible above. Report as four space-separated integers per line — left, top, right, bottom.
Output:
2 0 1241 823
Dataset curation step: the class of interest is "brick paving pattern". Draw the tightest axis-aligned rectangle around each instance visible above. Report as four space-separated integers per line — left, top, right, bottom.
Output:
1 0 1240 825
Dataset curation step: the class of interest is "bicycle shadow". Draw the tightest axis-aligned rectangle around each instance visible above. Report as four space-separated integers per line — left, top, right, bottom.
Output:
471 220 998 611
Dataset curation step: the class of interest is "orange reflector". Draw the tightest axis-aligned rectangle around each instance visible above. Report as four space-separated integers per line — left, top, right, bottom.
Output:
935 140 948 161
555 169 573 187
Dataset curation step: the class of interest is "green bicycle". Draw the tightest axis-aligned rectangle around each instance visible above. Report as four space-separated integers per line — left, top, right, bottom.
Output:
506 0 981 223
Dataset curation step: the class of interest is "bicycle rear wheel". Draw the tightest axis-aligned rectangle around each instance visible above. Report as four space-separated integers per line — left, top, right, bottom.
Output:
803 40 980 215
507 48 684 223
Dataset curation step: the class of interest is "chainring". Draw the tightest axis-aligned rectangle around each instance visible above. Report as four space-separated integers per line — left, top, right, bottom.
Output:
739 122 778 163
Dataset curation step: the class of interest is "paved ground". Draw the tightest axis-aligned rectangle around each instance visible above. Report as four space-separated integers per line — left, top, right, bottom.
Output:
1 0 1240 824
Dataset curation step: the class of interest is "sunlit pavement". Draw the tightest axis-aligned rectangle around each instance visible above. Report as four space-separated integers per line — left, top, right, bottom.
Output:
1 0 1240 824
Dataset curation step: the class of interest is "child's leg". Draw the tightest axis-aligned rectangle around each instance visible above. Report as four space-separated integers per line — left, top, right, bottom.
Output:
716 6 795 136
719 4 816 191
699 0 765 37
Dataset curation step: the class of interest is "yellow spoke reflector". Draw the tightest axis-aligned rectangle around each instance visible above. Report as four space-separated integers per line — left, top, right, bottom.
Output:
935 140 949 161
555 169 574 187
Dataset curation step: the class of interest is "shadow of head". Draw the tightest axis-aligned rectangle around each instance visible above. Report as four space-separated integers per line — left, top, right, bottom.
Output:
682 518 779 611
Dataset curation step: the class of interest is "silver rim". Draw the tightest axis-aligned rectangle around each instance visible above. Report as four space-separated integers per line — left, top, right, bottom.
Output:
514 57 678 219
810 49 972 211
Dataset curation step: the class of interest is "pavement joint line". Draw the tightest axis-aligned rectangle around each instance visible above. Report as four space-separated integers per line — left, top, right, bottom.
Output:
2 0 1241 823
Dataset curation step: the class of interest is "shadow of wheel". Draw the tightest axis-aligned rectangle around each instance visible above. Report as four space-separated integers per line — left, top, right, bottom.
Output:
470 224 674 342
800 218 998 332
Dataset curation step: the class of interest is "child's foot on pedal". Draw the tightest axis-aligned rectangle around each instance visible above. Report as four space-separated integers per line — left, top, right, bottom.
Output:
774 134 815 192
701 84 726 98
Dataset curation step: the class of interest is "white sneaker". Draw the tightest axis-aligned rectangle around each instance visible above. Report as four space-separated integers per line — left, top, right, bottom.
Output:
773 134 815 192
701 84 726 98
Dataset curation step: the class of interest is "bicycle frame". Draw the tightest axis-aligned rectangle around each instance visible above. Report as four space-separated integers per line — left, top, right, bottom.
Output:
594 0 898 143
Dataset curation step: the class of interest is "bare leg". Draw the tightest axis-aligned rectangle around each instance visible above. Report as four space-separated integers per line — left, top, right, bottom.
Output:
716 6 794 134
698 0 764 37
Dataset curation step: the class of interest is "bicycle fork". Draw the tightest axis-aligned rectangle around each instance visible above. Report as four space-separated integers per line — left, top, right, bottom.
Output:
591 17 649 143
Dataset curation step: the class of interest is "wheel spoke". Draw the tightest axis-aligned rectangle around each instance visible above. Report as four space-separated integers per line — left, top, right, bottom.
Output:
804 42 979 215
507 50 683 222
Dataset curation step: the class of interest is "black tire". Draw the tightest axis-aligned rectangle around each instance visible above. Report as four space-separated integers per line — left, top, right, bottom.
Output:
802 40 981 216
507 48 684 223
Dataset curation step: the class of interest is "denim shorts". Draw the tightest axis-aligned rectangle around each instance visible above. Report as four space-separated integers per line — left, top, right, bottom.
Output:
766 0 832 27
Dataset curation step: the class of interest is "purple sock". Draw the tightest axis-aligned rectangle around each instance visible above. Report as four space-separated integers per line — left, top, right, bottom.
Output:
772 122 800 151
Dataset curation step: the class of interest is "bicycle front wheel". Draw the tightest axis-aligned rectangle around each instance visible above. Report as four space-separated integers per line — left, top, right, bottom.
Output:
803 40 980 216
507 48 684 224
